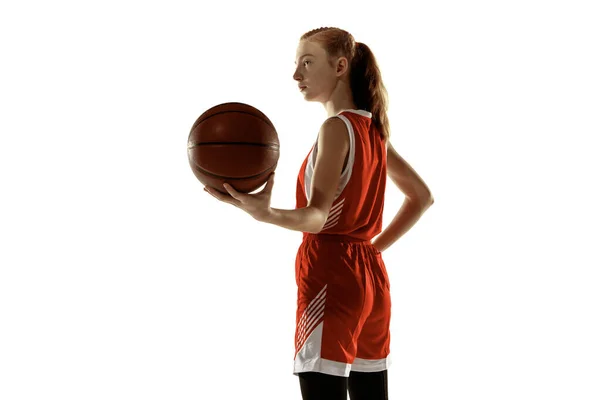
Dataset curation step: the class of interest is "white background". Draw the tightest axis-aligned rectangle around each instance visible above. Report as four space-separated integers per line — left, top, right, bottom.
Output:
1 0 599 399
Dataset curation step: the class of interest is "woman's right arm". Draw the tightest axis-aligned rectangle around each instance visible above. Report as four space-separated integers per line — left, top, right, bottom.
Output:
371 141 434 253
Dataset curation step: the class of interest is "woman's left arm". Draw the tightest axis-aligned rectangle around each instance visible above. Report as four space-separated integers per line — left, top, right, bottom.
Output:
261 117 349 233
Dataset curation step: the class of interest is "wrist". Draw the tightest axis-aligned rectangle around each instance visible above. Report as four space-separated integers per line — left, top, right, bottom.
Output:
255 207 273 223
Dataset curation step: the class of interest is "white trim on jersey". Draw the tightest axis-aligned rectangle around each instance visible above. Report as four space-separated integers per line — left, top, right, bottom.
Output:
322 198 345 230
303 115 356 204
332 115 356 200
337 109 372 118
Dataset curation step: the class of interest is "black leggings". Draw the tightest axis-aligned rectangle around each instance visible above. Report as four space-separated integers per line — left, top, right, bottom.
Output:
298 370 388 400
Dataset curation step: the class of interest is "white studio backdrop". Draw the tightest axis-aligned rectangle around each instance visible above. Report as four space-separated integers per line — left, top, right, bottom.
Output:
1 0 599 399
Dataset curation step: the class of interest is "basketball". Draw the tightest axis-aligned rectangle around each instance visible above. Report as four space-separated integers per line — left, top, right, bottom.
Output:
187 102 280 193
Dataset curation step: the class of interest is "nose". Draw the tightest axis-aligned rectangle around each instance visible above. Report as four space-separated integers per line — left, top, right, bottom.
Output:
293 67 302 82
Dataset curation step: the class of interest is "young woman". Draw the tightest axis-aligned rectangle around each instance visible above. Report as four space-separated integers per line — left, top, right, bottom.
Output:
205 27 434 400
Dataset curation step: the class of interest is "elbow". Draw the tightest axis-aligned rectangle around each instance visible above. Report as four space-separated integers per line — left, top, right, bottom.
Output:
424 196 434 208
307 208 328 234
417 192 434 208
306 224 323 234
309 219 326 234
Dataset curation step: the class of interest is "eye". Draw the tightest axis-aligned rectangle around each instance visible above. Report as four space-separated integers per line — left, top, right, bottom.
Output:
304 60 311 66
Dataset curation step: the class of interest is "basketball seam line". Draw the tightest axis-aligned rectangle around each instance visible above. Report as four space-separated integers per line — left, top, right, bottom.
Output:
187 142 279 149
191 109 275 132
192 163 277 180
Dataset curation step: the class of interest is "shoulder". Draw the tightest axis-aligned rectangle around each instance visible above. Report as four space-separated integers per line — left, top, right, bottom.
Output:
323 115 347 128
317 117 349 147
313 117 349 160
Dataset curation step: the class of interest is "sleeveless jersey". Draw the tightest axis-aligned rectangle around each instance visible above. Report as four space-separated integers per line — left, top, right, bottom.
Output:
295 109 387 241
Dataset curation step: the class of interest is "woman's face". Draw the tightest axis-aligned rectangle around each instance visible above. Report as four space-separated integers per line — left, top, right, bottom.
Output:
293 41 340 103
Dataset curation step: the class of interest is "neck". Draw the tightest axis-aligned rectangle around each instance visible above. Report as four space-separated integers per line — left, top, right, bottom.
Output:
323 79 357 117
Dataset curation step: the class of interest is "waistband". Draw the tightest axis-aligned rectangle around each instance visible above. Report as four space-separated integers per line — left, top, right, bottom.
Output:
305 233 370 243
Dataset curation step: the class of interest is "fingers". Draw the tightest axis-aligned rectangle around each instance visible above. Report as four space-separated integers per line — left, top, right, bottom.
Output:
223 183 242 200
263 172 275 193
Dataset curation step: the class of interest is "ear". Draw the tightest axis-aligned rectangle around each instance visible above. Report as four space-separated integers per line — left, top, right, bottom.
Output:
336 56 350 77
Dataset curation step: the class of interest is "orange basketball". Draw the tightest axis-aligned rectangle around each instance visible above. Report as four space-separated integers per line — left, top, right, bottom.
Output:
187 102 280 193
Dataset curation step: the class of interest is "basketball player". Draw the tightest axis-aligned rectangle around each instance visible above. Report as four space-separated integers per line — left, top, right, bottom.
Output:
205 27 434 400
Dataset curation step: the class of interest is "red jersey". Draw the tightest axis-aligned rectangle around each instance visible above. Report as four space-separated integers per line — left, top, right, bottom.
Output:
295 109 387 241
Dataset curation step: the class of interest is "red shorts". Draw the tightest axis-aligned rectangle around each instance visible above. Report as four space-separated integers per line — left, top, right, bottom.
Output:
293 233 392 377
